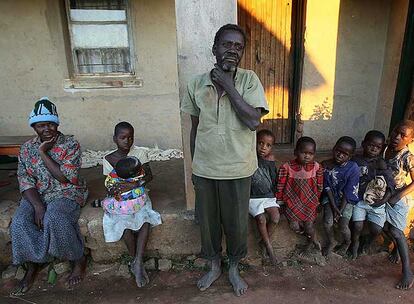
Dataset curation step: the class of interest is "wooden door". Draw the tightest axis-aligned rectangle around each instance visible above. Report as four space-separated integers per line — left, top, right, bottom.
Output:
238 0 297 144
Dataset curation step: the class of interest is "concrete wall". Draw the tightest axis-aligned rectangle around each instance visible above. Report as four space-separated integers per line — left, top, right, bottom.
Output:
300 0 393 149
374 0 409 134
175 0 237 209
0 0 181 150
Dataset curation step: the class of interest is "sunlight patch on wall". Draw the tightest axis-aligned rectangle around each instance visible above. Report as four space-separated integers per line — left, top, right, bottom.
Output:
300 0 340 121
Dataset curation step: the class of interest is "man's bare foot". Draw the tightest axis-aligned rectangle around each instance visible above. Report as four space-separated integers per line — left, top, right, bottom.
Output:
11 264 39 296
197 258 221 291
132 260 149 288
396 272 414 290
228 262 248 297
67 256 87 287
389 247 400 264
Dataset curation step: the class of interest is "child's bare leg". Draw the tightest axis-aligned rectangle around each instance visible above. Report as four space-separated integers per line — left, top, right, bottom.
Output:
122 229 137 257
351 221 364 259
304 221 320 251
362 222 382 254
389 226 414 290
289 220 302 234
197 257 222 291
384 223 400 263
255 213 277 265
336 217 351 256
266 207 280 237
323 204 335 256
132 223 150 287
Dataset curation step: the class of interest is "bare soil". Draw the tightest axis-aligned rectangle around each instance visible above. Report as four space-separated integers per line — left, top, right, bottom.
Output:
1 252 414 304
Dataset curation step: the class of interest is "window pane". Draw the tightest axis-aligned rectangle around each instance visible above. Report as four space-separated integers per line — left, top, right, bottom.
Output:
70 0 126 10
76 48 131 74
70 9 126 21
72 24 129 48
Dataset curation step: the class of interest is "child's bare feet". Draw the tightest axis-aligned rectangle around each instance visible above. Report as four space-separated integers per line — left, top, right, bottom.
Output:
132 260 149 288
263 242 278 265
11 263 39 296
300 239 321 256
322 241 336 257
396 271 414 290
228 262 248 297
335 242 351 257
197 258 221 291
67 256 87 287
389 247 400 264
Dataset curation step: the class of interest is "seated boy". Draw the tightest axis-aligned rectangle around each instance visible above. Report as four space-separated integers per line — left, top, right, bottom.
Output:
383 120 414 290
351 130 395 259
321 136 360 257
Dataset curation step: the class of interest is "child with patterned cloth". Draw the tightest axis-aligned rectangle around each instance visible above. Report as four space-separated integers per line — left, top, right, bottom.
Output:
382 120 414 290
102 122 161 288
321 136 360 257
351 130 395 260
276 137 323 254
103 156 147 215
249 129 280 265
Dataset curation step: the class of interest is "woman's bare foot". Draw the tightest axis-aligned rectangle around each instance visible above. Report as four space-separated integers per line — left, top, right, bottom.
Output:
132 260 149 288
11 263 39 296
197 258 221 291
67 256 87 287
396 271 414 290
228 262 248 297
389 247 400 264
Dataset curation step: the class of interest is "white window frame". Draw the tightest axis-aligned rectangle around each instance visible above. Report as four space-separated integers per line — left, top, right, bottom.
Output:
64 0 142 89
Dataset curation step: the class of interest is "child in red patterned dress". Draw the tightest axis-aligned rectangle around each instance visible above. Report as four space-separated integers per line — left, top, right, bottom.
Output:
276 137 323 253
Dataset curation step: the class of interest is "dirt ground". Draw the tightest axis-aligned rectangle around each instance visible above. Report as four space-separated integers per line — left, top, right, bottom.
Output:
1 252 414 304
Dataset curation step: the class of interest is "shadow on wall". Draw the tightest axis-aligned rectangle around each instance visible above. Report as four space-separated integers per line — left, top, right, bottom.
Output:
237 0 326 144
336 1 391 144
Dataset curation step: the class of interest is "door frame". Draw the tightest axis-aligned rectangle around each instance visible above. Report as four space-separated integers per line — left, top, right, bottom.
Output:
290 0 307 145
390 0 414 131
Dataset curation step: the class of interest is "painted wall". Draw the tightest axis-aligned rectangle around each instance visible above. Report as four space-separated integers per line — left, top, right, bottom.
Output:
375 0 409 134
300 0 393 149
0 0 181 150
175 0 237 209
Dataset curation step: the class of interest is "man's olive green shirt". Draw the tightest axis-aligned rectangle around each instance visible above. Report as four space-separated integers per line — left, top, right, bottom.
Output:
181 68 269 180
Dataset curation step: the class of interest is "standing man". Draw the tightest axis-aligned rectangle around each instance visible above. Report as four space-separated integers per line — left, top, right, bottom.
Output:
181 24 269 296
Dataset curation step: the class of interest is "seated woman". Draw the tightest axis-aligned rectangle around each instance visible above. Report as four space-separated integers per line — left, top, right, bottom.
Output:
10 97 88 295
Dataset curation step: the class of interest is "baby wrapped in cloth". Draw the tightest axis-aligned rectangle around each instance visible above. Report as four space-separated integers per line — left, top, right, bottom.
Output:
103 156 147 214
363 158 395 205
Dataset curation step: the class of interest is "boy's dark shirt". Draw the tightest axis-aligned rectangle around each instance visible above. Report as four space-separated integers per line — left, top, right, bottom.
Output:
250 157 277 198
352 155 395 201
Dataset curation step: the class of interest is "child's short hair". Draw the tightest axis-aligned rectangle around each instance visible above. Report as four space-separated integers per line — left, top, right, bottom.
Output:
335 136 357 153
257 129 275 144
115 156 142 179
114 121 134 136
394 119 414 133
295 136 316 151
363 130 386 143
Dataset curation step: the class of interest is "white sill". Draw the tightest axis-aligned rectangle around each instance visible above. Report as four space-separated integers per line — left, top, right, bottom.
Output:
63 75 143 90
